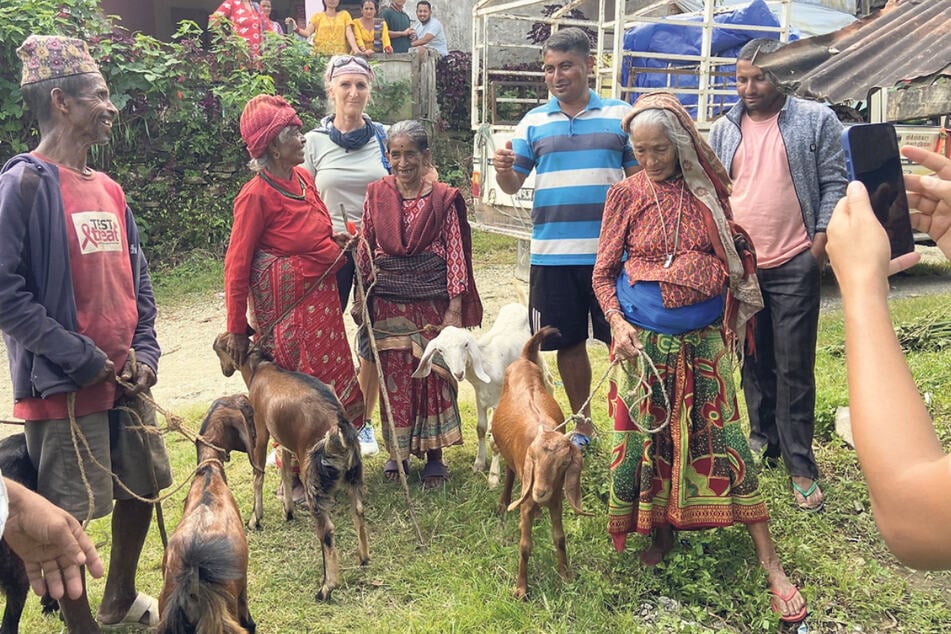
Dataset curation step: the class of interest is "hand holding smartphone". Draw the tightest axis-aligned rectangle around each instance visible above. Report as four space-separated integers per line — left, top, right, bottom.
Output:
840 123 916 258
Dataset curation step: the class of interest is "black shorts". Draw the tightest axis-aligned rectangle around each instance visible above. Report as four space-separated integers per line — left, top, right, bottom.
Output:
529 265 610 351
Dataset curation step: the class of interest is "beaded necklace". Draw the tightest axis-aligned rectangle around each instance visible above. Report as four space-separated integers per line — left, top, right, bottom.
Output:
258 170 307 200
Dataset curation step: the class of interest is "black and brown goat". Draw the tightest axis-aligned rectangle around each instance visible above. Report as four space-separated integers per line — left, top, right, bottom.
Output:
0 433 58 634
491 327 592 600
158 394 258 634
213 335 369 601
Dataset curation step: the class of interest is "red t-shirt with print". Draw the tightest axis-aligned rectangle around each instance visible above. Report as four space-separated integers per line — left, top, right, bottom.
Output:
14 160 138 421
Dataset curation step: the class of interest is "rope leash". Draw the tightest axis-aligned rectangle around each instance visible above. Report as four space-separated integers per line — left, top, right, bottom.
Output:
66 394 98 530
619 351 673 435
254 239 352 348
63 371 238 544
551 349 672 437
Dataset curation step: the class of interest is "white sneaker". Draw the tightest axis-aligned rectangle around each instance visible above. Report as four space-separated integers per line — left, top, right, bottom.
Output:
358 421 380 456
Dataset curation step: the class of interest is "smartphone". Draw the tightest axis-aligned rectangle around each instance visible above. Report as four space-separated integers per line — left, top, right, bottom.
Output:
840 123 916 258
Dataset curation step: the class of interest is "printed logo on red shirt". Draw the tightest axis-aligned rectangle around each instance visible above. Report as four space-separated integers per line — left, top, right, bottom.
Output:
71 211 123 254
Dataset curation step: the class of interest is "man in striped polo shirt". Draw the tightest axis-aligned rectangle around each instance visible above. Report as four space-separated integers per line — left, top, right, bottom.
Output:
493 27 639 446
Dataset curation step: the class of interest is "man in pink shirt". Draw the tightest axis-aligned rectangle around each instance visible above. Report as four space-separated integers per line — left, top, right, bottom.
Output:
709 38 847 513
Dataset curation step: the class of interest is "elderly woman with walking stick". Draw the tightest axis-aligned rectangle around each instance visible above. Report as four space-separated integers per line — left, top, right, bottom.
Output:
221 94 364 502
355 120 481 488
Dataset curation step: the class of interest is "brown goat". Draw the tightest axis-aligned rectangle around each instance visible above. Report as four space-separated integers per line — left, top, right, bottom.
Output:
213 334 369 601
158 394 258 634
491 326 591 600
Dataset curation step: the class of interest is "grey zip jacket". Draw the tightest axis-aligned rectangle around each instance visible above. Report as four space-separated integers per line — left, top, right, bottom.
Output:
708 95 848 239
0 154 159 402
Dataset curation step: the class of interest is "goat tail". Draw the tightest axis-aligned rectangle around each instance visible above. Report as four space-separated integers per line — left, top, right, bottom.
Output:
158 537 248 634
521 326 559 366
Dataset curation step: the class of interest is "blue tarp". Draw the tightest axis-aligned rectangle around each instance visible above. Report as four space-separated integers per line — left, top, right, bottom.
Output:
620 0 799 115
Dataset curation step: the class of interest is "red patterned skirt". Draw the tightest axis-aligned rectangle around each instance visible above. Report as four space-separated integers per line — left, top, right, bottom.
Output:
371 296 462 460
249 251 363 422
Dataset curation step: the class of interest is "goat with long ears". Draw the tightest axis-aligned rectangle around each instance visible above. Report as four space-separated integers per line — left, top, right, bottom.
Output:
413 302 535 484
490 326 592 600
213 334 369 602
158 394 258 634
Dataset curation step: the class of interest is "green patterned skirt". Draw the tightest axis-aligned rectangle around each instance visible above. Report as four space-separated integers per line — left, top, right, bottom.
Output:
606 322 768 552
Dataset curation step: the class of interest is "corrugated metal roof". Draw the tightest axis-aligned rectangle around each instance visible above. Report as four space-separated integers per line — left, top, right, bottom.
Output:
754 0 951 104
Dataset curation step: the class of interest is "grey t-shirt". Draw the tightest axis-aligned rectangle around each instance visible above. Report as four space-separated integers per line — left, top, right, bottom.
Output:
303 130 389 232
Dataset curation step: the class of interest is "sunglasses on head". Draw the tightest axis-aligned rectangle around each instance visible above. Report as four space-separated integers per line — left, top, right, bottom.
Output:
329 55 371 79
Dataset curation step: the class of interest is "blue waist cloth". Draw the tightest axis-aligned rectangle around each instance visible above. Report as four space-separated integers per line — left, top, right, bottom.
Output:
616 270 724 335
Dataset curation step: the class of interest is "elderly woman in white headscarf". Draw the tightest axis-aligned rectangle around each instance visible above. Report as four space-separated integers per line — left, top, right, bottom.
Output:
592 92 806 625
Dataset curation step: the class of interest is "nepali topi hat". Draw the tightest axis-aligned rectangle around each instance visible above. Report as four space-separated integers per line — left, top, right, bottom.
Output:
17 35 100 86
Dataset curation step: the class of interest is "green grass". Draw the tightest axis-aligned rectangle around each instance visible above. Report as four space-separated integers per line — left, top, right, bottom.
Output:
470 230 520 267
150 251 224 305
13 248 951 633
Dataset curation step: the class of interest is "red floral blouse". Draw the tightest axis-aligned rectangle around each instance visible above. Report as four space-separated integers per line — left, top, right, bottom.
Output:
593 172 727 313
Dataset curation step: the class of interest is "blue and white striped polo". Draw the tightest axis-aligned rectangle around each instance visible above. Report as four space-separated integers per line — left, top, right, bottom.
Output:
512 90 637 266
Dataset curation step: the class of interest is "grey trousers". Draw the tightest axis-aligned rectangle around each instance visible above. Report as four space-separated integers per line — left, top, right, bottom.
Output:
742 248 820 480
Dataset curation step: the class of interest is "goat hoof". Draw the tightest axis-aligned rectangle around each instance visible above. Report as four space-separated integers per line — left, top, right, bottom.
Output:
284 510 294 522
513 586 528 601
247 518 261 531
487 475 500 489
315 587 333 602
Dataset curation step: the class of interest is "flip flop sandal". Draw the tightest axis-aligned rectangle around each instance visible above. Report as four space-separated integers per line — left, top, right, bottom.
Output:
792 480 825 513
422 460 449 489
384 459 409 481
769 585 808 624
98 591 159 630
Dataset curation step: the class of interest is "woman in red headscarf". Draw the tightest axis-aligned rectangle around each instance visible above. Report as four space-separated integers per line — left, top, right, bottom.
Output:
221 94 365 500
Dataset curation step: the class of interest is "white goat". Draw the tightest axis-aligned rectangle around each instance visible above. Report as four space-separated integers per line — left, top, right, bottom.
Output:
412 302 534 486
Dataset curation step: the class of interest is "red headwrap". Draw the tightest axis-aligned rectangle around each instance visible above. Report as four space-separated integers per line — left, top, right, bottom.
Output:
239 94 303 159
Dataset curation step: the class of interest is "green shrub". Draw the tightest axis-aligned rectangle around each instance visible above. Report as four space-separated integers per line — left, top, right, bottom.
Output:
1 1 408 263
436 50 471 132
